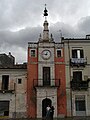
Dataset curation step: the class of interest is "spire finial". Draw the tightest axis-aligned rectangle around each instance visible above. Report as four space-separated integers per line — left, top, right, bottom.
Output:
59 30 62 41
43 4 48 20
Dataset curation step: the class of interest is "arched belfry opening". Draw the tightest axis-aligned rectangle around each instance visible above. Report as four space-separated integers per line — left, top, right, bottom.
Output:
42 98 52 118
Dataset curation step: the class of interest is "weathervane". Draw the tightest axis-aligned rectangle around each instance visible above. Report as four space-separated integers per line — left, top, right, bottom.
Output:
43 4 48 20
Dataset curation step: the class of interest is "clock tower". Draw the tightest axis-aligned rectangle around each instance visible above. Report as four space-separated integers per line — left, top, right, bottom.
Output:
27 6 66 118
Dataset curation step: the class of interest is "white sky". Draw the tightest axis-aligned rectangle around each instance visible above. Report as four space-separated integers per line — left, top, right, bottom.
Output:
0 0 90 63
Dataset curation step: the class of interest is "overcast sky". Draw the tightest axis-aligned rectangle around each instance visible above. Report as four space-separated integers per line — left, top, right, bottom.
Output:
0 0 90 63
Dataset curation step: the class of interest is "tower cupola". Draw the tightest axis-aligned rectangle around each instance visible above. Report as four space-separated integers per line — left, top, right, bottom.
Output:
43 5 49 41
43 20 49 40
39 5 54 42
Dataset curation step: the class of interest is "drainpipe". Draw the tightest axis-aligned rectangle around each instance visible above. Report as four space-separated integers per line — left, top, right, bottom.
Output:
14 82 16 118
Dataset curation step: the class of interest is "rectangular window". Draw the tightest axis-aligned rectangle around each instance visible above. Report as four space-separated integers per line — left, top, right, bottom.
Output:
43 67 50 86
73 71 82 82
30 49 36 57
0 101 9 116
18 79 22 84
75 95 86 111
56 49 62 57
75 100 86 111
72 49 84 58
2 75 9 90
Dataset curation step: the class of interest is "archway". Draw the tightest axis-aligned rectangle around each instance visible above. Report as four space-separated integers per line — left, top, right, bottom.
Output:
42 98 52 118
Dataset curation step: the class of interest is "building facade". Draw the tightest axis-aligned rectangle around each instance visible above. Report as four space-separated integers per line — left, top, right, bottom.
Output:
1 7 90 119
27 8 66 118
62 36 90 116
0 53 27 118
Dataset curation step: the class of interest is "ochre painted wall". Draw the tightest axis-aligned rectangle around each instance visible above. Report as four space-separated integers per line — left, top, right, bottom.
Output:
27 48 38 118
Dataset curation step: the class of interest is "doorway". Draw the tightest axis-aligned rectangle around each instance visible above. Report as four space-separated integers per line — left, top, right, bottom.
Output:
0 101 9 116
42 98 52 118
75 99 86 116
75 95 86 116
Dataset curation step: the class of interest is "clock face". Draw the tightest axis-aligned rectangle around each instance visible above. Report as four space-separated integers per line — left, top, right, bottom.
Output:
41 50 51 60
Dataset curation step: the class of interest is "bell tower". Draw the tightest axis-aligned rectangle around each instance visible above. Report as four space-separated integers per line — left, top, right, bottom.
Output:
27 5 66 119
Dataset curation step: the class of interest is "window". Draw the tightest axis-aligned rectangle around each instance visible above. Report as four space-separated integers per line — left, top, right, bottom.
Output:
73 71 82 82
30 49 36 57
2 75 9 90
75 100 86 111
75 95 86 111
43 67 50 86
18 79 22 84
72 49 84 58
56 49 62 57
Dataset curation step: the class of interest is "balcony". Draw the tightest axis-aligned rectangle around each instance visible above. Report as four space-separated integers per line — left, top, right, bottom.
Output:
33 79 60 87
0 84 15 93
70 58 87 67
70 79 90 90
0 89 15 93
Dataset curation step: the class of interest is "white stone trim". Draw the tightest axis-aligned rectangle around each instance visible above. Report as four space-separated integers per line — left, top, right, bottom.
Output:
36 88 57 118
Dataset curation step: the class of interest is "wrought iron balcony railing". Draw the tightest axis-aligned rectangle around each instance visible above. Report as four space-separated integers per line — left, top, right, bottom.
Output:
0 89 15 93
33 79 60 87
70 79 89 90
70 58 87 67
0 84 15 93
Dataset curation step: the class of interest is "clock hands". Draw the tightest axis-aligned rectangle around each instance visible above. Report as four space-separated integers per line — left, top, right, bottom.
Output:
44 52 48 55
41 50 51 59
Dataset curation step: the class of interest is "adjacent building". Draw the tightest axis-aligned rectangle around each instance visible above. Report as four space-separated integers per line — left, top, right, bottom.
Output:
0 53 27 118
0 52 15 67
62 35 90 116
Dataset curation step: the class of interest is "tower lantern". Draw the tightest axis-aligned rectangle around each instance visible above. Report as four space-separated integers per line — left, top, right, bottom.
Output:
43 4 49 41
